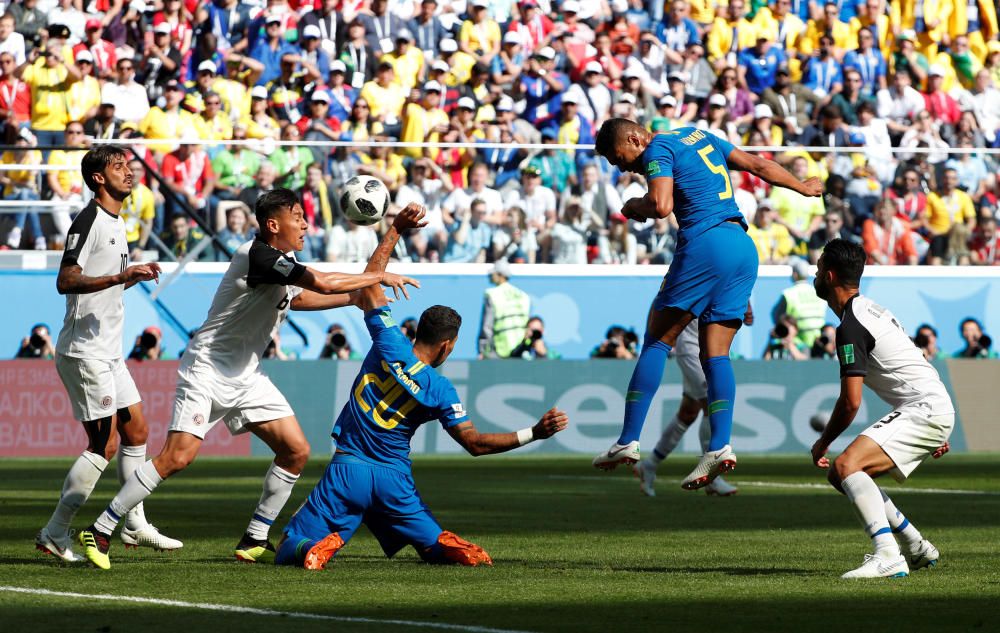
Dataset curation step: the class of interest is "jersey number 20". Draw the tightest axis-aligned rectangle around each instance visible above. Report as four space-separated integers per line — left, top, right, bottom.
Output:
354 361 418 430
697 145 733 201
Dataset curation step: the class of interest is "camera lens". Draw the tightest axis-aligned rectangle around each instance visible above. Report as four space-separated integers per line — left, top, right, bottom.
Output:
330 332 347 348
530 330 542 341
980 335 992 350
774 323 789 339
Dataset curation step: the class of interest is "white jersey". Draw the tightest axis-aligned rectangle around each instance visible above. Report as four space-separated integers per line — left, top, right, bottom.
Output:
675 319 699 357
836 294 953 413
181 239 305 382
56 201 129 360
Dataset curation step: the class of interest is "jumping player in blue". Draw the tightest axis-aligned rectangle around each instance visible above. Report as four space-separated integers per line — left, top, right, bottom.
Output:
276 230 568 570
592 119 822 489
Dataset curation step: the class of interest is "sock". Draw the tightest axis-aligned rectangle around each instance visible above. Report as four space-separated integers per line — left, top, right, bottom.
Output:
649 414 693 465
842 472 899 557
246 463 300 541
94 460 162 536
45 451 108 538
703 356 736 451
698 413 711 453
118 444 149 530
881 488 924 551
618 338 671 445
275 533 316 567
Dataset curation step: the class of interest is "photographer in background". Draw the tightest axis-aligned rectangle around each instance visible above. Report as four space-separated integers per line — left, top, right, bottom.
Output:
319 323 357 360
592 325 638 360
16 323 54 359
509 316 557 360
400 317 418 343
914 323 945 361
810 323 837 359
763 314 809 360
128 326 165 361
953 318 997 359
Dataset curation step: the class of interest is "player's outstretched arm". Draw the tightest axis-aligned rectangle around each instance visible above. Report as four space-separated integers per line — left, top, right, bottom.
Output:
727 148 824 197
446 408 568 456
810 375 863 468
57 263 161 295
292 205 427 307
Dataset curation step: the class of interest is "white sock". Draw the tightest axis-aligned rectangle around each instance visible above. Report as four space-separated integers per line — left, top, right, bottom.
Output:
842 472 899 557
698 414 710 453
880 488 924 551
94 460 162 535
118 444 149 530
246 462 300 541
45 451 108 539
649 414 693 465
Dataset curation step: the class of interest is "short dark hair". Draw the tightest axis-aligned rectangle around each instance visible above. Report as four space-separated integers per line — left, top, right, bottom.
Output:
81 144 130 193
416 305 462 345
960 317 982 332
594 118 642 159
917 323 938 337
255 187 300 230
819 103 843 120
821 238 866 287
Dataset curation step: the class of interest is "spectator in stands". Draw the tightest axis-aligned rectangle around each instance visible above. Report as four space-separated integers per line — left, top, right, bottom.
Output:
237 161 277 213
246 85 280 140
0 52 30 129
592 325 638 359
16 323 54 359
747 198 793 264
635 216 677 265
140 79 196 154
801 34 843 100
576 161 622 226
842 26 886 96
914 323 944 361
443 161 503 223
954 317 998 358
83 99 122 140
9 2 44 54
326 217 378 263
492 204 536 263
696 92 739 144
16 44 81 148
267 53 319 125
298 25 332 81
251 14 295 87
66 49 100 123
876 68 925 142
319 324 357 360
770 155 825 244
46 121 86 241
128 326 165 361
704 66 753 128
299 163 335 260
359 61 406 136
359 0 405 56
863 198 919 265
140 23 183 104
970 216 1000 266
763 314 809 360
75 18 115 80
808 210 856 262
163 215 211 262
215 204 251 261
399 81 449 161
444 197 493 263
810 323 837 359
970 69 1000 144
738 34 785 96
705 0 754 71
945 135 991 202
887 167 929 235
162 136 215 225
510 164 556 238
272 123 314 191
121 158 157 260
509 316 554 360
923 65 961 133
943 110 988 149
927 167 977 265
761 63 819 143
0 13 25 66
517 45 565 125
1 128 43 250
830 67 874 125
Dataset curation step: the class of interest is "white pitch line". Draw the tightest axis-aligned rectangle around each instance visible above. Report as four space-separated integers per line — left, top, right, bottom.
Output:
547 475 1000 495
0 586 535 633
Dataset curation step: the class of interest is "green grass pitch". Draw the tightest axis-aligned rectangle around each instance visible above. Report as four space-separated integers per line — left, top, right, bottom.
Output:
1 455 999 633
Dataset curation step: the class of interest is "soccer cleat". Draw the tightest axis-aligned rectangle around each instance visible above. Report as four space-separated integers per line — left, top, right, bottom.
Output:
234 533 276 563
906 539 940 570
121 524 183 551
633 460 657 497
681 445 737 491
303 533 345 571
841 552 909 579
77 527 112 570
593 441 641 471
705 476 738 496
35 527 84 563
433 531 493 567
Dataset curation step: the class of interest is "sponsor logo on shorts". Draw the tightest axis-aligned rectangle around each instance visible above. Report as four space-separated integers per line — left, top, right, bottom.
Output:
100 396 112 409
193 413 205 426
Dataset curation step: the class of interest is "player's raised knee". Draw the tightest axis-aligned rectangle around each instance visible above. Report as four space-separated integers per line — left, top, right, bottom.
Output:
280 440 310 472
833 454 861 483
421 530 493 567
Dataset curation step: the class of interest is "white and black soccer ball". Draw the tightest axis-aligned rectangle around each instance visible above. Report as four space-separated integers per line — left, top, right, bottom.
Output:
810 410 832 433
340 175 390 226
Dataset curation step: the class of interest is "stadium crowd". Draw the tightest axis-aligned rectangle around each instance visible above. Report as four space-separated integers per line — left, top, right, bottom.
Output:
0 0 999 266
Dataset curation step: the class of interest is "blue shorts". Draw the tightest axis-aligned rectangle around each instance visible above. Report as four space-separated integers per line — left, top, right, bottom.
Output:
282 453 443 558
653 220 759 323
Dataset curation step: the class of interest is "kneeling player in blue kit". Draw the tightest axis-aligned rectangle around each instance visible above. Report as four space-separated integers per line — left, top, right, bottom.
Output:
276 288 568 569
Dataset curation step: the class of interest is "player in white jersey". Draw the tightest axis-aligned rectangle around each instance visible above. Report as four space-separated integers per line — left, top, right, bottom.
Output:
77 189 425 570
812 239 953 579
633 309 752 497
37 145 181 564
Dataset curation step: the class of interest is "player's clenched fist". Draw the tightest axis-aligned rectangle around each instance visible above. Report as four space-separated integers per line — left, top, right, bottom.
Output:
532 407 569 440
394 204 429 231
380 272 420 299
800 177 824 197
121 263 161 284
810 439 830 469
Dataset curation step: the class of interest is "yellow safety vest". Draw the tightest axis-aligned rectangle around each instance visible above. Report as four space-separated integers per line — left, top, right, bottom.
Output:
485 283 530 358
783 281 827 348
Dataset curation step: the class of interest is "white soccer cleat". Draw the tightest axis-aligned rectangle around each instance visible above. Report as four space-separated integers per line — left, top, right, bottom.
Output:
681 445 737 491
906 539 940 570
841 552 909 579
593 441 641 471
633 460 657 497
705 476 738 496
120 524 183 551
35 527 85 563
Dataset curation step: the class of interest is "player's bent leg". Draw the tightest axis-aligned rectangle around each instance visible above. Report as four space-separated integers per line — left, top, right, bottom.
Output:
634 395 704 497
420 531 493 567
880 488 938 570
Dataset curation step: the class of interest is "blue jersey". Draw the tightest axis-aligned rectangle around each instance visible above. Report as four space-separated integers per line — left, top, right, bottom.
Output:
333 307 468 473
642 128 745 243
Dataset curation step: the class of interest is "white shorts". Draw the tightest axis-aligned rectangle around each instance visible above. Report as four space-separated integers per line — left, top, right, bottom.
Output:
860 406 955 483
676 353 707 401
168 367 294 439
55 355 142 422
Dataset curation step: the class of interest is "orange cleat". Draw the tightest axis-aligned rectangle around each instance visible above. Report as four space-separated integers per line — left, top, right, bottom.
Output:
434 531 493 567
303 533 345 571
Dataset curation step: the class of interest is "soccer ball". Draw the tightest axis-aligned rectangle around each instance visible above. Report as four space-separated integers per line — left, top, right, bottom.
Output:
810 411 831 433
340 175 390 226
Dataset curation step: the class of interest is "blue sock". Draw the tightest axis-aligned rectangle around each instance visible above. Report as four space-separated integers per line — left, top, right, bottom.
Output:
275 532 315 566
617 338 671 445
703 355 736 451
